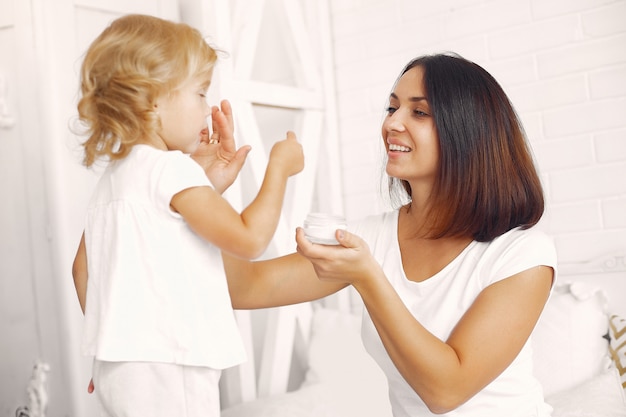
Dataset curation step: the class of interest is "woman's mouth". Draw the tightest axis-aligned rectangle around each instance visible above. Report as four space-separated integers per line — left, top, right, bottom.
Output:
389 143 411 152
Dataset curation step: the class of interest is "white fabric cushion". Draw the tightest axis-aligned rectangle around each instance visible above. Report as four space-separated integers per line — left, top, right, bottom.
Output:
532 282 611 397
546 366 626 417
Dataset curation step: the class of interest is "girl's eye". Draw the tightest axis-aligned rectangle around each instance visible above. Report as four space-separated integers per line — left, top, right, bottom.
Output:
414 109 428 116
386 106 397 115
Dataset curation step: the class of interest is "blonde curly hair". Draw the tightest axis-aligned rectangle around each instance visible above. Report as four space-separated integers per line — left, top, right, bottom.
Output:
76 14 218 167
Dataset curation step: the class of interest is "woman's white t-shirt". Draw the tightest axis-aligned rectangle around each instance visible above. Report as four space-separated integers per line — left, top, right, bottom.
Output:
352 210 557 417
82 145 246 370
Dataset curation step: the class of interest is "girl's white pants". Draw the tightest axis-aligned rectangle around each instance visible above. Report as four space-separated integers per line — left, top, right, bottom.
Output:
93 359 221 417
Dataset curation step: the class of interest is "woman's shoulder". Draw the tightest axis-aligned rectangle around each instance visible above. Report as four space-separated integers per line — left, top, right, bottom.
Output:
490 226 554 251
475 226 557 284
480 226 556 264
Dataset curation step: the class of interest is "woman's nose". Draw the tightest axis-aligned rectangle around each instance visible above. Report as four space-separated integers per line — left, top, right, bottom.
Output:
385 112 405 132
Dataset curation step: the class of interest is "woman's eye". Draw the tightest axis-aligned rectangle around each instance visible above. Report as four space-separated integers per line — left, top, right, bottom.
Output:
386 106 397 115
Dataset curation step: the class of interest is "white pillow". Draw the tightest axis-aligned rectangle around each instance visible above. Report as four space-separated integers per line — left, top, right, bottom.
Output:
532 282 611 397
546 366 626 417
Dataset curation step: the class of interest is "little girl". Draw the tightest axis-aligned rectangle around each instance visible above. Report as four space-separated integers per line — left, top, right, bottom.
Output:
71 14 303 417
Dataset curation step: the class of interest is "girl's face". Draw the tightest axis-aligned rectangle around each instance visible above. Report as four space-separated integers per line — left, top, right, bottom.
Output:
382 66 439 192
154 75 212 153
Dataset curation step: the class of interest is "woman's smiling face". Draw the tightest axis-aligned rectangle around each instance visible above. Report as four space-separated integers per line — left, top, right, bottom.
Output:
382 66 439 190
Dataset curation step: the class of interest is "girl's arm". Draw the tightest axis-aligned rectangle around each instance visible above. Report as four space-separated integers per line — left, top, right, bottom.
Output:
223 250 347 310
72 234 96 394
295 228 553 414
172 131 303 260
72 232 88 314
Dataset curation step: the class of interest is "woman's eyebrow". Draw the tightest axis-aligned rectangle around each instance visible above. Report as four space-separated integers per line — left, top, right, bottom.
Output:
389 92 427 102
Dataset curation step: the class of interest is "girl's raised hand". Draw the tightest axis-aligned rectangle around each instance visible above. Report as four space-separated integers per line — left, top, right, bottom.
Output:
192 100 251 194
268 131 304 177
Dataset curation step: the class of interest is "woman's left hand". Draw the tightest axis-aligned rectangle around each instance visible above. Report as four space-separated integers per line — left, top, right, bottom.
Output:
192 100 251 194
295 227 382 287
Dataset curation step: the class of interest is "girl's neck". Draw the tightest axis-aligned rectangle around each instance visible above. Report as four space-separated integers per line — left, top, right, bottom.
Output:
138 134 168 151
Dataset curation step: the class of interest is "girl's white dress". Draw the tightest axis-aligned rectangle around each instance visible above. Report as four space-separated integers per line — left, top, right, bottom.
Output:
82 144 246 370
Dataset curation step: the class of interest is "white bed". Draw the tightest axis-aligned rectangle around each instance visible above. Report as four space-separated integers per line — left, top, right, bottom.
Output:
220 254 626 417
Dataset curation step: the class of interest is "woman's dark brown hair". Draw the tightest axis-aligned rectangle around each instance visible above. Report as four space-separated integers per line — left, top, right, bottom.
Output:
389 53 544 242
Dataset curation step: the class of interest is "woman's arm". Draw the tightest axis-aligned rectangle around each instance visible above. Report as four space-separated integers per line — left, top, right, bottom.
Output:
360 264 551 413
295 228 553 414
223 249 347 310
72 232 88 314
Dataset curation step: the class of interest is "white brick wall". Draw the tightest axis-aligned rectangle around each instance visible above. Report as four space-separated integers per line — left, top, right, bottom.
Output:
329 0 626 264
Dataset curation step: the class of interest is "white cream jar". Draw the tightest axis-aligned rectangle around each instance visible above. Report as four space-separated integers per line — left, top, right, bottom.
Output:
303 213 347 245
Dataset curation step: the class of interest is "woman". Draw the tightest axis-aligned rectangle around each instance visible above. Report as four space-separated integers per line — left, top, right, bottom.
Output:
222 53 556 416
